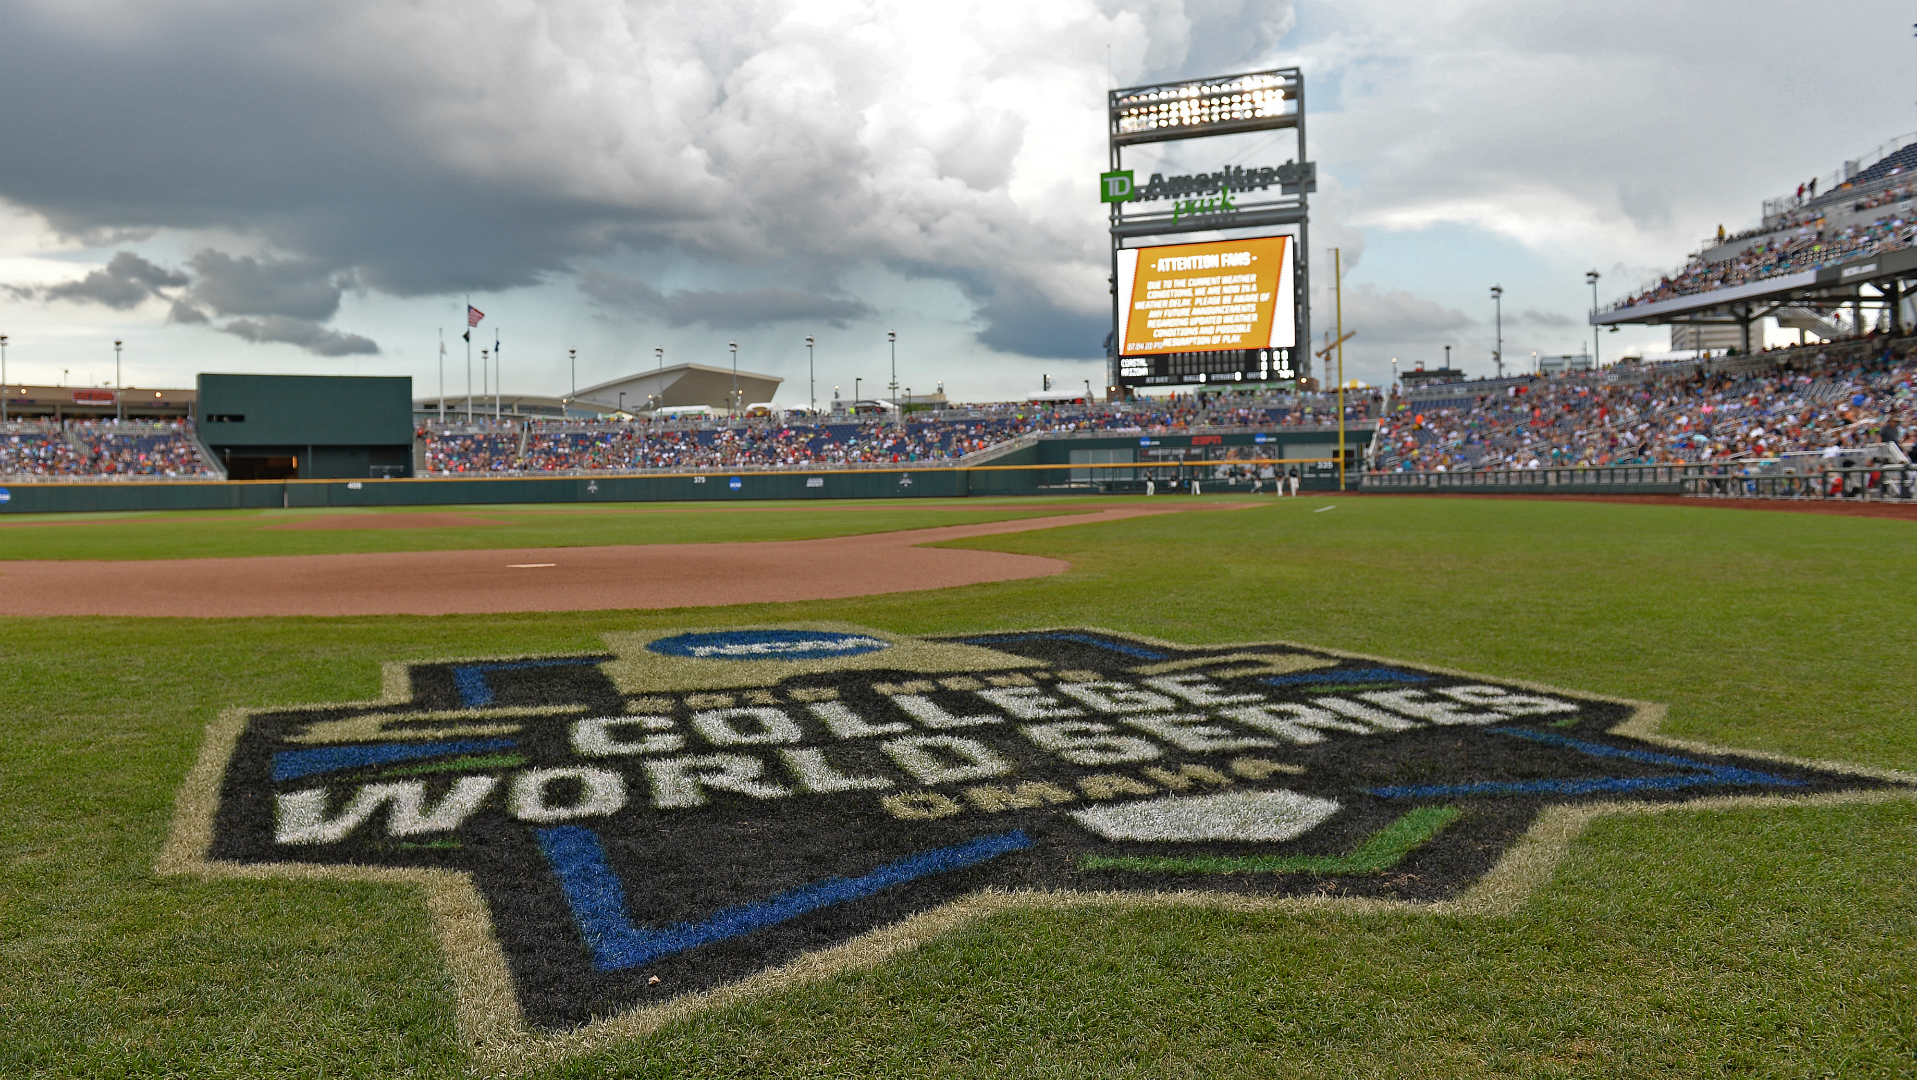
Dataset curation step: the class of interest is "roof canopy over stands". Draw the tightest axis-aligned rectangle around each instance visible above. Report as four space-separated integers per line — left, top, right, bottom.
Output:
1593 138 1915 350
574 363 784 414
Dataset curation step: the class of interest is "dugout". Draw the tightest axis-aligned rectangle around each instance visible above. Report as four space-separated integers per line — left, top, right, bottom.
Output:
957 429 1359 494
197 374 414 480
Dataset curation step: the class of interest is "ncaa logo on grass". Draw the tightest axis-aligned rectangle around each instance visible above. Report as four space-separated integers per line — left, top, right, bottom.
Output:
647 629 891 661
162 624 1900 1064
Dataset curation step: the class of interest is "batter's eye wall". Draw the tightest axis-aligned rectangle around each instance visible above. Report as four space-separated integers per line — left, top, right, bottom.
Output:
198 374 415 480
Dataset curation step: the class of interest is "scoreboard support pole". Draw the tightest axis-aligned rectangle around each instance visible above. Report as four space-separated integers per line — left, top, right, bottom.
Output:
1334 245 1345 491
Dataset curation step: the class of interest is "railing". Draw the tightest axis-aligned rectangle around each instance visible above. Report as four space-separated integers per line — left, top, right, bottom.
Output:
1683 465 1914 502
189 429 227 480
0 472 226 485
1365 464 1703 492
1364 460 1915 502
65 420 204 436
1761 132 1916 223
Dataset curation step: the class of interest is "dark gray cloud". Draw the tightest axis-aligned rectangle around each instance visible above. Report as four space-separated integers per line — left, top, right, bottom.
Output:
665 287 875 329
41 251 187 310
219 316 379 356
0 6 687 299
185 251 345 321
17 0 1892 380
13 243 378 356
583 272 876 329
971 287 1108 361
0 1 1300 363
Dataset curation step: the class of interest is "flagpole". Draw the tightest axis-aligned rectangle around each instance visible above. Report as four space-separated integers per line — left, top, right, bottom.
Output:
494 328 501 420
437 328 445 422
465 295 473 422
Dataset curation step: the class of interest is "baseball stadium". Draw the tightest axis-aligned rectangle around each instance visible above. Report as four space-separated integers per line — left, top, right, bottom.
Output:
1 12 1915 1080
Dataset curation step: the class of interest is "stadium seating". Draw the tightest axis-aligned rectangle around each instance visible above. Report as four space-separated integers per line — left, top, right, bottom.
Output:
421 393 1386 476
420 424 523 474
0 420 219 480
0 422 89 478
1616 204 1912 309
1605 137 1914 312
1846 141 1915 187
1370 335 1915 472
67 421 221 478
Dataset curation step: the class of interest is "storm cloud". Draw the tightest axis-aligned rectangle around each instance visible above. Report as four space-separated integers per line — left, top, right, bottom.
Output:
219 316 379 357
0 0 1908 393
0 0 1295 359
41 252 188 310
185 252 347 322
582 272 876 330
13 244 378 357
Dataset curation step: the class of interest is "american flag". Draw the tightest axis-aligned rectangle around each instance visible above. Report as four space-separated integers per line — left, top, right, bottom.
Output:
467 305 485 327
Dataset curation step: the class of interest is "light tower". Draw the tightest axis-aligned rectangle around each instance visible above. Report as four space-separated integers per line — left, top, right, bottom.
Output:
1489 285 1504 377
887 330 898 428
1584 269 1602 364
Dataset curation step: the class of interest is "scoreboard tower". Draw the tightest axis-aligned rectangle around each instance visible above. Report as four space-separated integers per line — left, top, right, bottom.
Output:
1104 68 1316 393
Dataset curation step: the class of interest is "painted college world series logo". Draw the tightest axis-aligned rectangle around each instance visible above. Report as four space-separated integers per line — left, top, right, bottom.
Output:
165 625 1896 1052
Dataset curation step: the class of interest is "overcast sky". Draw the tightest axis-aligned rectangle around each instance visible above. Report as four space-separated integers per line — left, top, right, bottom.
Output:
0 0 1912 404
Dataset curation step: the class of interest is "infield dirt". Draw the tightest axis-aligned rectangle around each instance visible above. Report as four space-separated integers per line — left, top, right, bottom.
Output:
0 503 1247 617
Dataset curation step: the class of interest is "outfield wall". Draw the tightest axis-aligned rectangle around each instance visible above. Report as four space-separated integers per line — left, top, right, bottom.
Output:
0 469 962 513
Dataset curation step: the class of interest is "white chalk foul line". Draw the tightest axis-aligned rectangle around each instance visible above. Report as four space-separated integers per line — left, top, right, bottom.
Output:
1313 505 1336 513
507 563 558 568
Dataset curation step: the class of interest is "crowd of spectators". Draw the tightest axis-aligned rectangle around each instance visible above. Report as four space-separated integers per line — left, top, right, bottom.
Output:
1371 335 1915 473
1719 178 1915 247
0 425 89 477
420 392 1385 475
67 420 220 477
0 419 217 479
1617 205 1913 309
420 426 520 474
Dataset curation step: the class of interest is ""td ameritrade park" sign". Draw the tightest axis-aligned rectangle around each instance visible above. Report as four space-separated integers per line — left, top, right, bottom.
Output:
1102 162 1314 205
163 625 1895 1060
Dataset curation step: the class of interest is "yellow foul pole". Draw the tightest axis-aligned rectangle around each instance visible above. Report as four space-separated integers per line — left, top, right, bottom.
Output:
1333 246 1345 491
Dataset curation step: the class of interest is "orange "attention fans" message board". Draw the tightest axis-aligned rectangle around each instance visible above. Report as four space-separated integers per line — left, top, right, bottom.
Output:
1115 235 1294 355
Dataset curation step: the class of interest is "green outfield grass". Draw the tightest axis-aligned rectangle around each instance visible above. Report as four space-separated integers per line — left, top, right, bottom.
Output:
0 499 1103 560
1 495 1911 1079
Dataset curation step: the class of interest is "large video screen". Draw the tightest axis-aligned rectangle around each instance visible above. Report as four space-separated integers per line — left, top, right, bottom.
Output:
1115 235 1295 357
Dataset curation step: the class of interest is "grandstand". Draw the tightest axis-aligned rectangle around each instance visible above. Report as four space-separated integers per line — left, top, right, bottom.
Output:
1368 334 1913 475
0 419 221 482
1594 136 1915 353
417 391 1383 476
